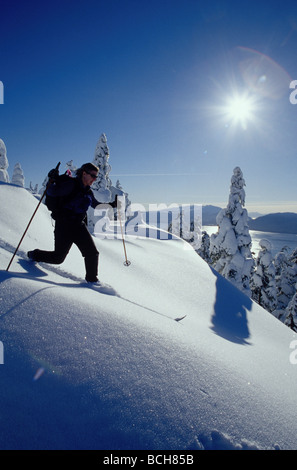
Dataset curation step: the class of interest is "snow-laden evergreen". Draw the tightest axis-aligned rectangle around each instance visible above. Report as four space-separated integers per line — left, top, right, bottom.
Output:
210 167 254 296
0 139 9 183
250 239 277 312
28 182 39 194
65 159 77 176
196 231 211 263
273 247 297 321
284 287 297 332
1 183 297 450
92 133 112 202
87 134 128 233
39 174 48 197
115 179 131 216
277 249 297 326
11 162 25 187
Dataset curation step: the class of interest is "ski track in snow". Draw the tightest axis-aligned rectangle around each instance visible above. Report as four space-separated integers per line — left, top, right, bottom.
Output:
0 239 186 323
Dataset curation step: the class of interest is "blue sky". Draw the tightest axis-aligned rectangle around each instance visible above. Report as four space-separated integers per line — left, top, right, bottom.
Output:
1 0 297 214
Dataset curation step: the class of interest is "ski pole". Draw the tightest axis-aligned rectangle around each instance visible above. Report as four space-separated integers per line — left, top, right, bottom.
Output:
6 162 61 271
117 205 131 267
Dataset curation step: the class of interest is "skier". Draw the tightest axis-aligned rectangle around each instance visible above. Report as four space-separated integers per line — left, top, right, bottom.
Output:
27 163 118 284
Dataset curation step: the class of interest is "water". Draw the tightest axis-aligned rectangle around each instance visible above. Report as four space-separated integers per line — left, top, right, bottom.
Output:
249 231 297 257
203 226 297 257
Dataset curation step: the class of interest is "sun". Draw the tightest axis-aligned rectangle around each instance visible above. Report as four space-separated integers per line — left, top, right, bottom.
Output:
223 94 256 130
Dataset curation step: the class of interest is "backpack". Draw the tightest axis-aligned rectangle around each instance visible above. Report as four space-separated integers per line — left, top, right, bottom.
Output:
45 173 78 216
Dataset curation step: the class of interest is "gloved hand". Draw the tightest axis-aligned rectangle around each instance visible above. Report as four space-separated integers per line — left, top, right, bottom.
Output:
110 195 122 209
48 168 59 181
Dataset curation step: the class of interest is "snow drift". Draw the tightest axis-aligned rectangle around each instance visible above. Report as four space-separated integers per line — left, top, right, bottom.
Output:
0 182 297 450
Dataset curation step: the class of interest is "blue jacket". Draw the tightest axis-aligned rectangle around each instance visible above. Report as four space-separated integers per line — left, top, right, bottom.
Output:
47 175 109 220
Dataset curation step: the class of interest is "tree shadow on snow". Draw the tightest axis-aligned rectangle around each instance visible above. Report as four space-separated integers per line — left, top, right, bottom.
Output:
210 268 252 345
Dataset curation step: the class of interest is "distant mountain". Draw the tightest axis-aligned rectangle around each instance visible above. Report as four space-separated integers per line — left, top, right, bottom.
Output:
248 212 263 219
144 204 222 228
248 212 297 234
202 205 222 225
144 205 297 234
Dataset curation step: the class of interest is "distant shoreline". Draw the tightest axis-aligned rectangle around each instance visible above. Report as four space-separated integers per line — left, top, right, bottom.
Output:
203 225 297 257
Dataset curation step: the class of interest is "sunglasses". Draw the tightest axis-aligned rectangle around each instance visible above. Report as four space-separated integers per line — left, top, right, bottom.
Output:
85 171 98 179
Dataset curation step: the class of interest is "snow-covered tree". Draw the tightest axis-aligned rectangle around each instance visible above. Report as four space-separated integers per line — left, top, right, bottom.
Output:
0 139 9 183
88 133 128 233
170 210 183 238
115 179 123 192
167 206 202 249
116 179 131 210
65 160 77 176
92 133 112 202
274 247 290 277
39 176 48 197
11 162 25 187
197 231 211 263
283 286 297 332
210 167 254 296
250 239 277 312
108 179 129 221
29 182 39 194
273 248 297 321
289 248 297 271
178 212 201 250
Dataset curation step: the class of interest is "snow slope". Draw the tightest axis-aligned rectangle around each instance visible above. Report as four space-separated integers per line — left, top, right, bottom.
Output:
0 182 297 450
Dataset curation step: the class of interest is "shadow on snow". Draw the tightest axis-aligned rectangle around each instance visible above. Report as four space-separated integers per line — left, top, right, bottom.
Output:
210 267 252 345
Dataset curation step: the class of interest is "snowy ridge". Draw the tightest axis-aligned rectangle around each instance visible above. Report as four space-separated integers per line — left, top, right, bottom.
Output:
0 183 297 450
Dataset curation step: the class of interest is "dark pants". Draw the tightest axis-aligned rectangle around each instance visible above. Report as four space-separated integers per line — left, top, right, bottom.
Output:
32 218 99 282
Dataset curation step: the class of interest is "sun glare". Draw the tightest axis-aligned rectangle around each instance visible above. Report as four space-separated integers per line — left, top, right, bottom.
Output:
224 94 256 130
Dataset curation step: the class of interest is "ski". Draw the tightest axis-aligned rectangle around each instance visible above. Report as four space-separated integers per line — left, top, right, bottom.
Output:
80 281 117 296
2 251 186 323
174 315 187 322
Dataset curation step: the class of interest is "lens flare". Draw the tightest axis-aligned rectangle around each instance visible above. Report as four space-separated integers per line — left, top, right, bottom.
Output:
224 94 256 129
